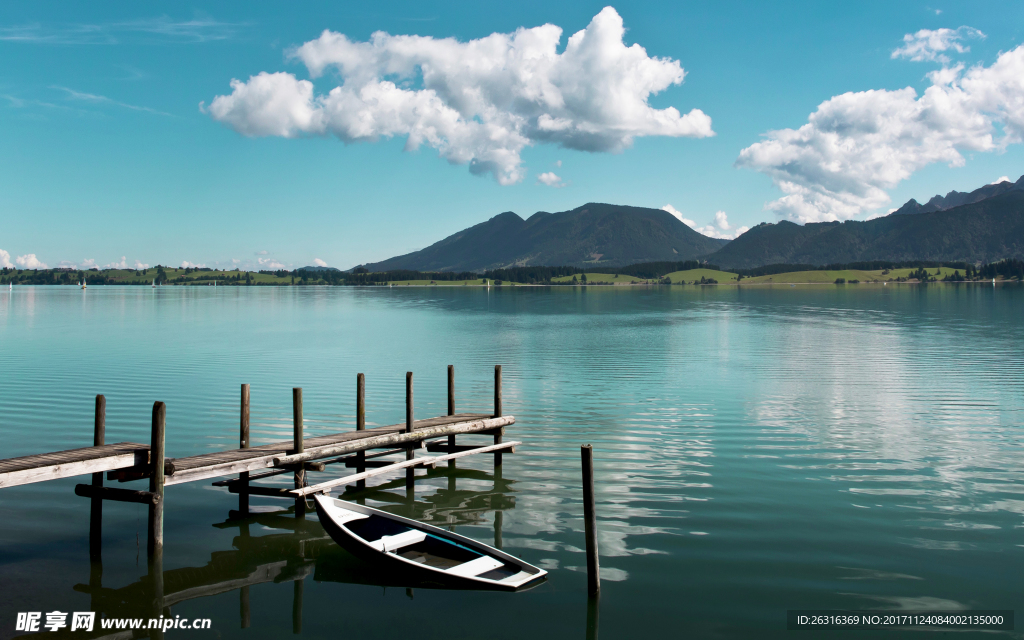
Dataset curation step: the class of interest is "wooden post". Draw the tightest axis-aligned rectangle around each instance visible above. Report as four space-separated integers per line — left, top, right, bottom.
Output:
447 365 455 469
147 402 165 563
240 585 251 629
239 384 250 514
292 388 305 518
292 578 303 634
586 593 601 640
405 372 414 492
403 372 411 491
581 444 600 595
149 552 164 640
447 365 455 415
493 365 503 467
356 374 365 490
240 517 251 629
90 395 105 562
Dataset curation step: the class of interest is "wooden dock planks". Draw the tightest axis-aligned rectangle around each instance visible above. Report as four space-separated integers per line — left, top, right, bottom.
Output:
165 413 509 486
0 414 512 489
0 442 149 489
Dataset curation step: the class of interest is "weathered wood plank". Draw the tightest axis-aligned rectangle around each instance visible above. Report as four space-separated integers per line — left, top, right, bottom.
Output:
419 441 517 468
292 440 521 497
0 443 149 488
272 416 513 468
169 413 492 472
166 415 513 486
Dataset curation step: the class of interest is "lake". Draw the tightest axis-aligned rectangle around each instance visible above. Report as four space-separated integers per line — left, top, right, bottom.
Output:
1 284 1022 638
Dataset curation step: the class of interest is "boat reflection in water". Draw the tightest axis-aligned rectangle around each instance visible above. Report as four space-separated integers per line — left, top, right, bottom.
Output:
74 466 525 633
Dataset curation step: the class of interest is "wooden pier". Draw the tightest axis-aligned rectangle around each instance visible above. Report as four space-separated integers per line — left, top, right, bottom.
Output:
0 442 150 489
0 365 515 567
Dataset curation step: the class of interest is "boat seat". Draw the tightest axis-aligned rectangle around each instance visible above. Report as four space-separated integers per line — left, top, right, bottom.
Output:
321 502 369 526
445 555 504 578
376 529 427 552
499 570 533 585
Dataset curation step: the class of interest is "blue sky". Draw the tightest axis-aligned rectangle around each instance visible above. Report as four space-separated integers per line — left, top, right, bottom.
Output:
1 0 1023 270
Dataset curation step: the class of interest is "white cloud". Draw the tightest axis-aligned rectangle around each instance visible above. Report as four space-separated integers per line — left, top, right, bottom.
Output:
992 176 1010 184
258 257 286 269
313 258 327 267
661 204 696 227
537 171 565 187
692 211 748 240
737 43 1024 222
81 258 97 269
134 260 149 269
255 250 269 255
661 206 747 239
0 249 12 269
206 7 713 184
555 160 562 167
15 253 48 269
105 256 128 269
180 260 206 269
892 27 984 64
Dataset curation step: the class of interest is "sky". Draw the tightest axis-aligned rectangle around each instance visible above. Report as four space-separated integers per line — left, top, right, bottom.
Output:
1 0 1023 271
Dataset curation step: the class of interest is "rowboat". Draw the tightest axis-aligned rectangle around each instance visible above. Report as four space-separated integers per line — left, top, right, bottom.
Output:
313 494 546 591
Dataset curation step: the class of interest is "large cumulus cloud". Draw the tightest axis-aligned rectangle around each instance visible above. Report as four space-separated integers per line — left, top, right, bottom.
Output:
737 34 1024 223
205 7 713 184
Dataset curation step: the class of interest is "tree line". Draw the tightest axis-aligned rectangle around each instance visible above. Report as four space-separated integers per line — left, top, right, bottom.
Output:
4 258 1023 286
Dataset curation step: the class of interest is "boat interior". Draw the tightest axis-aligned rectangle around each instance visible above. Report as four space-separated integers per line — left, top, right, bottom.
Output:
338 508 541 584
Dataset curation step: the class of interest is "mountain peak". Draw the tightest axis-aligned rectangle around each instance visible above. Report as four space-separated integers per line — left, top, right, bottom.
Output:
893 174 1024 216
361 203 727 272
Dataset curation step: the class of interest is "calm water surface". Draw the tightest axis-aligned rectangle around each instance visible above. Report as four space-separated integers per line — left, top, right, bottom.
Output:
1 285 1023 639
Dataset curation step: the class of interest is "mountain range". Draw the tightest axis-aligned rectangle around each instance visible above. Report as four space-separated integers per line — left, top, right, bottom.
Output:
359 175 1024 271
708 190 1024 268
361 203 727 272
891 175 1024 215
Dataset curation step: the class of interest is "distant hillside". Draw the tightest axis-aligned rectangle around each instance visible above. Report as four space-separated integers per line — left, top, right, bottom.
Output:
708 191 1024 268
360 203 728 272
298 265 340 272
892 174 1024 215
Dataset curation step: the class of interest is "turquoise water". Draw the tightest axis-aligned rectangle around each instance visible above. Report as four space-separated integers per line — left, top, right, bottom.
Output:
1 285 1023 638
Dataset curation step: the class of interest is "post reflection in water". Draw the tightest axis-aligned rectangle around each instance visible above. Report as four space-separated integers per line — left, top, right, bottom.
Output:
74 465 517 633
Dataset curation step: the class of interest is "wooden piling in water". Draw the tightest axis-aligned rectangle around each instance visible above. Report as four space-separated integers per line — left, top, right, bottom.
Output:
447 365 456 469
292 388 305 518
149 553 164 640
239 384 250 514
148 402 165 563
292 578 303 635
494 365 503 468
581 444 599 595
240 585 251 629
356 374 366 490
586 593 601 640
89 395 105 562
405 372 414 491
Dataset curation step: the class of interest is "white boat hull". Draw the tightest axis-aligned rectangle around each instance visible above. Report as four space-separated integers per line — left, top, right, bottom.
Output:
314 495 546 591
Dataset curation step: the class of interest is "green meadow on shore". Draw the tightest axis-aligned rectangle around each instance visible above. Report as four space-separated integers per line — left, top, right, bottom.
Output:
550 269 740 284
385 279 491 286
741 267 960 284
